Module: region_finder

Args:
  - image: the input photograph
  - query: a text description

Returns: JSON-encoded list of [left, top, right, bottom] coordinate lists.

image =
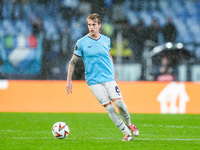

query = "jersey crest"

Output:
[[103, 42, 108, 49]]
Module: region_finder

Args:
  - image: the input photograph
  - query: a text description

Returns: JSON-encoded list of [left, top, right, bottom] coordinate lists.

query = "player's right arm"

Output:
[[66, 54, 79, 94]]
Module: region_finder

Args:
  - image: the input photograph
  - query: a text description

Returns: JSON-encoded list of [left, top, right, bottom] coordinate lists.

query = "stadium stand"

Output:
[[0, 0, 199, 80]]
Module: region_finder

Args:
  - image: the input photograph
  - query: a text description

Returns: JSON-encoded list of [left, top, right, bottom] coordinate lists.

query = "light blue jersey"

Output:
[[74, 34, 115, 86]]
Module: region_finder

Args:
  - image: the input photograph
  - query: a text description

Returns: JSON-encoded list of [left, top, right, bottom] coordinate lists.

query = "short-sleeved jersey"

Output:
[[74, 34, 115, 86]]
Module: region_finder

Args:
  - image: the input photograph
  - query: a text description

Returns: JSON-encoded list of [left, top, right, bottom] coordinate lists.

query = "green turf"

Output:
[[0, 113, 199, 150]]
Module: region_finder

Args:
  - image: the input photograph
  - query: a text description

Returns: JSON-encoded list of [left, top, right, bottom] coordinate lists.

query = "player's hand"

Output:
[[66, 80, 73, 94]]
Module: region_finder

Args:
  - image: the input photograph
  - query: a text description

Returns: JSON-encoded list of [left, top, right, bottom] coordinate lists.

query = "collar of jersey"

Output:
[[87, 34, 101, 41]]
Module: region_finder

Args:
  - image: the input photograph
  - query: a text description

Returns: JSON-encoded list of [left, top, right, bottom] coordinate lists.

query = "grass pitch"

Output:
[[0, 113, 199, 150]]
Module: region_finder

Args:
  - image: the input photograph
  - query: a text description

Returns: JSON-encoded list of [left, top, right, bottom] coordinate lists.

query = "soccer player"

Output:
[[66, 13, 139, 141]]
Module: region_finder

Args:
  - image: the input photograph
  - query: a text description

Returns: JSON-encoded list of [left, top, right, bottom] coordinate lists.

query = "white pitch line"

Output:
[[142, 124, 200, 129], [1, 125, 199, 133], [9, 137, 200, 141], [135, 138, 200, 141], [0, 130, 48, 133], [12, 137, 52, 140], [11, 137, 117, 140]]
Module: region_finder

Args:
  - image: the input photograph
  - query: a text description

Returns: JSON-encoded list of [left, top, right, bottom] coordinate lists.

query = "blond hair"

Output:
[[86, 13, 102, 25]]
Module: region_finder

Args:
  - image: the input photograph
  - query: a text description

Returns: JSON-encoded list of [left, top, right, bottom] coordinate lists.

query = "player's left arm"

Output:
[[109, 52, 118, 82]]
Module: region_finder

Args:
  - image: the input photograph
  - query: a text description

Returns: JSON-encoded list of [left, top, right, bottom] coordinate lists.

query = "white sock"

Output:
[[114, 99, 132, 126], [105, 104, 131, 135]]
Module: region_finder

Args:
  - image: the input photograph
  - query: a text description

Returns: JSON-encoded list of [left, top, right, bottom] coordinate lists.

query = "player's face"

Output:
[[87, 19, 101, 37]]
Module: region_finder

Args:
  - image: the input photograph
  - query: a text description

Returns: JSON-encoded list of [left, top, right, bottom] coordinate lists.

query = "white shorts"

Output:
[[89, 81, 122, 105]]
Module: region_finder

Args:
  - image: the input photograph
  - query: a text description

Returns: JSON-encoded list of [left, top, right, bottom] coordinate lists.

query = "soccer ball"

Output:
[[52, 122, 70, 139]]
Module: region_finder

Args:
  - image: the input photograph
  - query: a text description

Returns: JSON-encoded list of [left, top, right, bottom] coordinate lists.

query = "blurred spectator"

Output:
[[147, 18, 160, 45], [89, 0, 104, 16], [117, 19, 134, 61], [32, 17, 45, 36], [58, 23, 72, 62], [121, 19, 133, 41], [155, 56, 174, 81], [147, 0, 159, 11], [103, 0, 114, 19], [60, 0, 79, 22], [0, 0, 4, 20], [40, 37, 53, 80], [11, 0, 27, 20], [162, 17, 177, 43], [31, 17, 48, 79], [132, 18, 148, 63], [69, 10, 86, 46], [11, 0, 18, 20], [37, 0, 50, 3], [0, 58, 3, 66], [132, 0, 144, 11], [0, 57, 5, 79]]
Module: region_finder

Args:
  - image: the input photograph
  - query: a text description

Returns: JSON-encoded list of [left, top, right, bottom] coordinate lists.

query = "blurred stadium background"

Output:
[[0, 0, 200, 81]]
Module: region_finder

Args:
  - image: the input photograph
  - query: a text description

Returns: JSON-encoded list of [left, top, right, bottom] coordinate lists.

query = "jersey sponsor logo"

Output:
[[88, 45, 92, 48], [103, 43, 108, 49]]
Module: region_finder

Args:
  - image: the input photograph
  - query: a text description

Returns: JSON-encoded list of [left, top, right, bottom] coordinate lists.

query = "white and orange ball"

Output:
[[52, 122, 70, 139]]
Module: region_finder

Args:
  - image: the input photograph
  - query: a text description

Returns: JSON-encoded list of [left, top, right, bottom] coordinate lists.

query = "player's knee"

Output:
[[112, 98, 121, 101], [114, 99, 123, 108], [103, 102, 112, 108], [105, 103, 115, 112]]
